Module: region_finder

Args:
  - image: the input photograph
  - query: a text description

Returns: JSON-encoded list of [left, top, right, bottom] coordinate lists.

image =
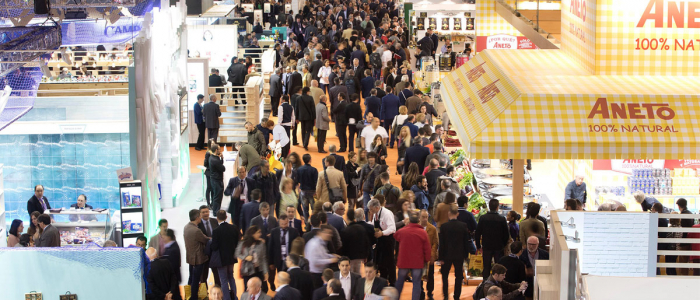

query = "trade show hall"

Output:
[[2, 1, 700, 300]]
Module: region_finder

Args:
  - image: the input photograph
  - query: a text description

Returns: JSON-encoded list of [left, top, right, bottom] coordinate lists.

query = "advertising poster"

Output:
[[453, 18, 462, 30], [187, 61, 205, 110], [428, 18, 437, 29], [442, 18, 450, 31], [187, 25, 238, 66], [254, 9, 263, 25], [476, 35, 538, 50], [264, 3, 270, 13], [416, 18, 425, 30]]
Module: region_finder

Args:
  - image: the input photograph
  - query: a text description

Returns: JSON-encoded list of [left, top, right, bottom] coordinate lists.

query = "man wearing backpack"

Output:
[[474, 264, 527, 300], [375, 172, 401, 213]]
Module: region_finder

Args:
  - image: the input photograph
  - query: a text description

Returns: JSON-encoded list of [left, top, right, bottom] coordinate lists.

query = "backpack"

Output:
[[473, 279, 495, 300], [376, 184, 400, 211], [370, 52, 382, 69]]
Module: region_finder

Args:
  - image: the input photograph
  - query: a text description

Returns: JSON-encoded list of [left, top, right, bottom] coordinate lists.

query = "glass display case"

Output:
[[46, 210, 112, 247]]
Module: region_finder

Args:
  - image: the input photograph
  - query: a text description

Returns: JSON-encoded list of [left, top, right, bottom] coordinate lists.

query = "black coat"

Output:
[[312, 285, 328, 300], [287, 72, 303, 96], [197, 218, 219, 237], [202, 101, 221, 129], [274, 285, 303, 300], [298, 95, 317, 121], [333, 101, 349, 127], [353, 277, 387, 300], [363, 96, 381, 119], [208, 155, 226, 181], [403, 145, 430, 173], [340, 222, 374, 260], [239, 201, 261, 233], [498, 255, 527, 284], [345, 102, 362, 125], [475, 211, 510, 251], [27, 195, 51, 217], [227, 62, 248, 85], [439, 219, 471, 261], [147, 258, 182, 300], [209, 74, 224, 87], [267, 227, 300, 269], [211, 222, 240, 266], [321, 296, 345, 300], [246, 172, 281, 208], [288, 267, 316, 299], [162, 241, 182, 283], [309, 60, 324, 81]]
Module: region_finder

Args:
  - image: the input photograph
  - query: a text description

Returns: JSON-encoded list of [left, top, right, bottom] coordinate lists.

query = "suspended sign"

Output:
[[61, 18, 145, 46], [475, 34, 538, 51]]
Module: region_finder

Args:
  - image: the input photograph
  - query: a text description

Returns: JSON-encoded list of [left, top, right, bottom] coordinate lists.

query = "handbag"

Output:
[[24, 291, 42, 300], [325, 169, 344, 203], [59, 292, 77, 300]]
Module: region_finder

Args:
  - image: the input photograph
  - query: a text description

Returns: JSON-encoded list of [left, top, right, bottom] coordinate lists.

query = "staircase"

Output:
[[495, 0, 561, 49]]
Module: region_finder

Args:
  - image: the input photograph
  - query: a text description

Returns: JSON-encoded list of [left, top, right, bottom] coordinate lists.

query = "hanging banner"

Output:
[[61, 18, 145, 46], [476, 35, 538, 51]]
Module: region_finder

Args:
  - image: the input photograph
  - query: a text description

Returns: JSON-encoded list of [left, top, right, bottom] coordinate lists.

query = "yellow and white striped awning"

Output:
[[442, 50, 700, 159]]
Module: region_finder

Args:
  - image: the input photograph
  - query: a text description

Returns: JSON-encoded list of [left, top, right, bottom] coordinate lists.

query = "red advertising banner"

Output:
[[476, 35, 538, 52], [593, 160, 700, 174]]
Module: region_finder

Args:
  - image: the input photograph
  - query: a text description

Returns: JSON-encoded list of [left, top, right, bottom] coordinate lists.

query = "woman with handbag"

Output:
[[235, 226, 269, 293], [395, 125, 411, 175]]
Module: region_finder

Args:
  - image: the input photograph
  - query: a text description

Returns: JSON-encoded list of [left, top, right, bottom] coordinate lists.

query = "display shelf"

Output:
[[52, 221, 111, 227], [46, 210, 112, 247]]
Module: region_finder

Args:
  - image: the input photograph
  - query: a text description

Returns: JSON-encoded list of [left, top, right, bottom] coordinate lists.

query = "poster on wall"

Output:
[[453, 18, 462, 30], [416, 18, 425, 30], [428, 18, 437, 29], [187, 61, 206, 110], [187, 25, 238, 66], [254, 9, 263, 25], [442, 18, 450, 30], [420, 12, 427, 18], [264, 3, 270, 13], [242, 4, 254, 12]]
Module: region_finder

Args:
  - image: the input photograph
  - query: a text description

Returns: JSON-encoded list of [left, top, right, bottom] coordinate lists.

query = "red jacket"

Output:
[[394, 223, 431, 269]]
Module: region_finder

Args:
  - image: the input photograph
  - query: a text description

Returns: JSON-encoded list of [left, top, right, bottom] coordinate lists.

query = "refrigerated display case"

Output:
[[46, 210, 112, 246]]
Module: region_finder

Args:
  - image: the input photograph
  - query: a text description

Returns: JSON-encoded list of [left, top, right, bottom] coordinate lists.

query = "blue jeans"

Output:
[[363, 191, 372, 218], [217, 265, 237, 300], [396, 268, 423, 300], [188, 263, 205, 300]]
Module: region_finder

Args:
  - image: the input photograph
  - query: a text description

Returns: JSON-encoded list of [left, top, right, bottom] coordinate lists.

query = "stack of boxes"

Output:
[[671, 168, 700, 196], [628, 168, 672, 196]]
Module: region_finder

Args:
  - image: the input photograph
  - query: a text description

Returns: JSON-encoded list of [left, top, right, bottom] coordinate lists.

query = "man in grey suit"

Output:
[[270, 68, 283, 117], [315, 95, 331, 153], [202, 94, 222, 144], [241, 277, 272, 300], [250, 202, 279, 239], [36, 214, 60, 247]]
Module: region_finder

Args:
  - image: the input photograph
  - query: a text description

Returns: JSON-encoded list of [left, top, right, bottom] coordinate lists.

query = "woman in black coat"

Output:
[[344, 152, 361, 210]]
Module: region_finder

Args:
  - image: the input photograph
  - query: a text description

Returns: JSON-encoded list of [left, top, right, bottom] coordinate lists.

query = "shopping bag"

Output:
[[468, 253, 484, 277], [183, 283, 208, 300]]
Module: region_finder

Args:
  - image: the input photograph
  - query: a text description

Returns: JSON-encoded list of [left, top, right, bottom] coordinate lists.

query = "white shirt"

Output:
[[273, 124, 290, 147], [368, 207, 396, 236], [360, 126, 389, 151], [318, 66, 332, 84], [381, 50, 392, 68], [339, 272, 352, 300], [305, 236, 335, 273]]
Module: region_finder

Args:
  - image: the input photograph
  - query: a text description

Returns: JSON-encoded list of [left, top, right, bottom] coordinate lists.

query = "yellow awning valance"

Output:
[[442, 50, 700, 160]]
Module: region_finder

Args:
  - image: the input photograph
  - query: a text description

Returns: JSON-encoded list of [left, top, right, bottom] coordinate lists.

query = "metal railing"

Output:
[[656, 213, 700, 274], [501, 0, 561, 44]]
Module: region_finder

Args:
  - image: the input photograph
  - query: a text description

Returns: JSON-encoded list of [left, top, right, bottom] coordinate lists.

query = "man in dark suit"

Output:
[[403, 137, 430, 173], [475, 199, 510, 280], [290, 87, 302, 146], [328, 78, 348, 122], [346, 94, 363, 153], [360, 70, 374, 99], [251, 202, 279, 239], [202, 94, 221, 143], [161, 229, 182, 284], [298, 87, 317, 150], [327, 145, 346, 172], [227, 57, 248, 104], [211, 210, 240, 300], [27, 184, 50, 218], [321, 279, 346, 300], [364, 89, 381, 120], [379, 86, 400, 148], [285, 254, 316, 299], [240, 189, 263, 233], [268, 215, 300, 291], [224, 166, 248, 228], [284, 205, 303, 232], [146, 248, 182, 300], [520, 236, 550, 297], [69, 194, 97, 222], [274, 271, 303, 300], [332, 93, 349, 152], [208, 144, 226, 213], [438, 206, 471, 300], [498, 241, 527, 285], [334, 257, 361, 300], [209, 67, 224, 96], [340, 209, 374, 274], [194, 94, 206, 150], [197, 205, 220, 288], [352, 262, 387, 300], [429, 28, 439, 56], [312, 269, 334, 300], [287, 70, 303, 103], [270, 68, 283, 117], [350, 45, 366, 67], [36, 214, 60, 247], [309, 54, 324, 82]]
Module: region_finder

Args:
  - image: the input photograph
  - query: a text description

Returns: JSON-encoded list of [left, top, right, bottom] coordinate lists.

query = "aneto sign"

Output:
[[593, 160, 666, 174], [475, 35, 538, 51]]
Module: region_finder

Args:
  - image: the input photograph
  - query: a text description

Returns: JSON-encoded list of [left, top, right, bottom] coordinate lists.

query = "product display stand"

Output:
[[119, 180, 144, 247]]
